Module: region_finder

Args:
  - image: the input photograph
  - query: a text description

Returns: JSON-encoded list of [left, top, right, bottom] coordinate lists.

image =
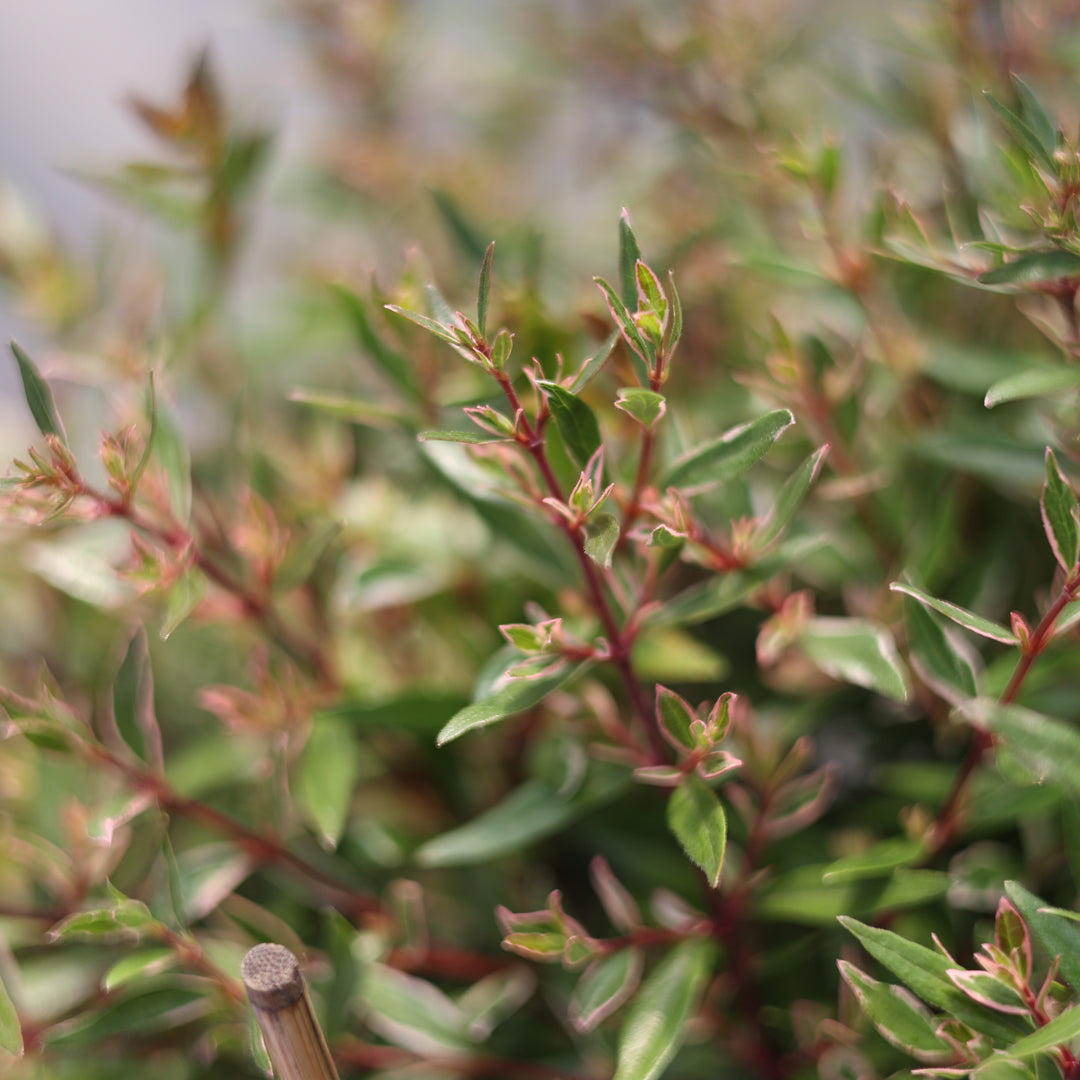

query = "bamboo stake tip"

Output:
[[241, 942, 305, 1010]]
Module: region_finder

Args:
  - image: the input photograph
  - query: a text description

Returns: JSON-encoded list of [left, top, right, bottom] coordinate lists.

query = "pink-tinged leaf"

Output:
[[650, 889, 707, 933], [890, 582, 1018, 644], [633, 765, 684, 787], [838, 960, 954, 1062], [697, 750, 742, 781], [1042, 448, 1080, 572], [502, 932, 566, 962], [994, 899, 1032, 983], [590, 856, 642, 933], [570, 948, 644, 1032], [655, 686, 696, 751], [947, 969, 1029, 1015]]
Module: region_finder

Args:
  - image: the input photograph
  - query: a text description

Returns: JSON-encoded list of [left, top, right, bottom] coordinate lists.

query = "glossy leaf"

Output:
[[436, 659, 584, 746], [838, 961, 952, 1061], [838, 918, 1024, 1042], [537, 381, 602, 467], [295, 714, 361, 849], [800, 617, 910, 702], [661, 409, 794, 492], [667, 774, 727, 886], [978, 250, 1080, 286], [11, 340, 65, 442], [570, 948, 643, 1032], [984, 366, 1080, 408], [890, 582, 1017, 644], [612, 939, 716, 1080], [1041, 448, 1079, 571]]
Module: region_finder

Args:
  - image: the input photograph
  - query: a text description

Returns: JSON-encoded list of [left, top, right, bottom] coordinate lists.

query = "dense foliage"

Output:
[[5, 3, 1080, 1078]]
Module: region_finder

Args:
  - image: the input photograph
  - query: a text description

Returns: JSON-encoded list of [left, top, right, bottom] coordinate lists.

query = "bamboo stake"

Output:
[[241, 943, 341, 1080]]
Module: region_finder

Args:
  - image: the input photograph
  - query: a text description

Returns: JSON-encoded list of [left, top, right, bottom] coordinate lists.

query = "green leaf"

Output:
[[665, 270, 682, 356], [289, 388, 402, 429], [666, 774, 727, 887], [0, 968, 22, 1056], [102, 949, 176, 992], [160, 567, 207, 640], [418, 429, 505, 445], [1012, 77, 1058, 161], [612, 939, 716, 1080], [385, 304, 462, 346], [619, 208, 643, 312], [1042, 448, 1079, 571], [1005, 881, 1080, 996], [984, 89, 1058, 176], [11, 340, 65, 441], [615, 388, 666, 430], [756, 868, 947, 925], [594, 276, 653, 382], [984, 366, 1080, 408], [838, 961, 953, 1061], [838, 917, 1024, 1042], [661, 409, 794, 492], [636, 261, 667, 325], [800, 617, 910, 702], [415, 764, 628, 867], [571, 330, 620, 392], [357, 963, 473, 1054], [1005, 1006, 1080, 1059], [890, 582, 1017, 644], [583, 512, 619, 569], [823, 838, 925, 883], [436, 659, 584, 746], [963, 699, 1080, 800], [151, 402, 192, 522], [754, 444, 829, 549], [654, 536, 824, 627], [570, 949, 643, 1033], [536, 381, 602, 467], [474, 241, 496, 339], [978, 250, 1080, 286], [295, 714, 361, 849], [904, 597, 979, 705], [330, 282, 420, 401]]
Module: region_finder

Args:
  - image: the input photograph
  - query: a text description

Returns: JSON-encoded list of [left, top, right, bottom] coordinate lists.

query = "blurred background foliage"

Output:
[[4, 1, 1080, 1078]]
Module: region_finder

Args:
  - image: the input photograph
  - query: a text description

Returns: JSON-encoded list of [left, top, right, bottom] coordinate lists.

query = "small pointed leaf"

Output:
[[11, 341, 66, 442], [667, 774, 727, 886], [1041, 448, 1079, 571], [570, 949, 643, 1032]]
